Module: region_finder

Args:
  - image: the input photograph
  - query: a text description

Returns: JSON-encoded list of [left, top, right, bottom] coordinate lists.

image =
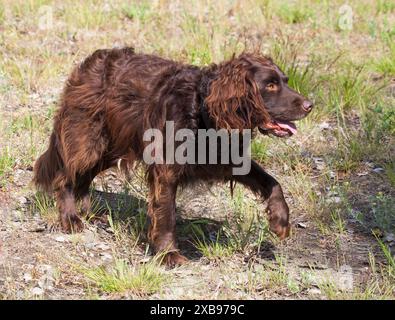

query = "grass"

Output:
[[31, 191, 58, 224], [82, 258, 165, 295], [242, 254, 301, 295], [276, 2, 313, 25], [0, 146, 14, 179], [376, 0, 395, 14], [375, 236, 395, 280], [369, 193, 395, 235], [384, 161, 395, 187], [122, 1, 152, 23], [103, 193, 147, 242], [331, 208, 347, 234], [194, 234, 235, 261], [350, 193, 395, 236], [226, 187, 270, 252], [191, 185, 270, 260], [264, 255, 300, 294], [374, 43, 395, 76], [317, 248, 395, 300], [251, 138, 269, 163]]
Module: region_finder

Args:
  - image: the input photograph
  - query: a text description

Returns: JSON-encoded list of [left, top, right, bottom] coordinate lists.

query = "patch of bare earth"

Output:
[[0, 165, 389, 299]]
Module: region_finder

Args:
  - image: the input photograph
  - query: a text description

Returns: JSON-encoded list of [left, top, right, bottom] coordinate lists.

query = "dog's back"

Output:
[[34, 47, 182, 194]]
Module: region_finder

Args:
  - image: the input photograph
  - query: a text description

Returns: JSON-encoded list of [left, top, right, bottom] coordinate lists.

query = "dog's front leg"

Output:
[[147, 174, 188, 267], [233, 160, 291, 239]]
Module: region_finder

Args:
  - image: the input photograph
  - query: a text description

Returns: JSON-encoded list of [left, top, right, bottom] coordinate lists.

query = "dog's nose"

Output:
[[302, 100, 313, 112]]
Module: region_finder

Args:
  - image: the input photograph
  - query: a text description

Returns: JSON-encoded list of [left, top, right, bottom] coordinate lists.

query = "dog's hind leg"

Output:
[[74, 162, 110, 216], [54, 172, 84, 233], [54, 110, 108, 231], [55, 162, 108, 232]]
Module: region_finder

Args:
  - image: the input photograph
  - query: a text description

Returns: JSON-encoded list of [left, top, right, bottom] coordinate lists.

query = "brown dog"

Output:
[[33, 48, 313, 266]]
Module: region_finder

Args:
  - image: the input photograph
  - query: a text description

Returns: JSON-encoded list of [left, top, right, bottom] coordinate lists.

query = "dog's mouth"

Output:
[[258, 120, 297, 137]]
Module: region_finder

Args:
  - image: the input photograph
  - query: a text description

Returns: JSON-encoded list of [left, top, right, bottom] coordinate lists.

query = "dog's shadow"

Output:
[[88, 190, 276, 261]]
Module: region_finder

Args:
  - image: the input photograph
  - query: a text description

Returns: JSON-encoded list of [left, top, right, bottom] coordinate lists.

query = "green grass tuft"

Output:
[[82, 258, 165, 295], [0, 146, 15, 178]]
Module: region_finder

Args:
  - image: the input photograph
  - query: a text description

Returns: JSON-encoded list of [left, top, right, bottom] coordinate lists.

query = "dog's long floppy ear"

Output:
[[205, 56, 271, 130]]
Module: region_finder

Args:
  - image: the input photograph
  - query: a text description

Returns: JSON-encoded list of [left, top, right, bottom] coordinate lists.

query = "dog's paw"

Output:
[[162, 252, 189, 268], [269, 222, 291, 240], [61, 214, 84, 233], [266, 200, 290, 240]]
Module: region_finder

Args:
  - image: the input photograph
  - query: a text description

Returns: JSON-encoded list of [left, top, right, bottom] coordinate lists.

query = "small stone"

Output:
[[337, 265, 354, 291], [318, 122, 330, 130], [96, 243, 110, 251], [170, 287, 185, 296], [82, 230, 97, 245], [23, 273, 33, 282], [365, 161, 374, 168], [333, 196, 341, 203], [100, 252, 113, 262], [38, 275, 54, 290], [11, 210, 23, 222], [85, 243, 96, 249], [18, 196, 27, 205], [313, 157, 325, 171], [307, 288, 322, 295], [300, 150, 312, 158], [29, 225, 47, 232], [384, 233, 395, 243], [31, 287, 44, 295], [326, 196, 342, 204], [55, 236, 66, 243], [139, 257, 151, 263], [39, 264, 53, 273], [296, 222, 307, 229]]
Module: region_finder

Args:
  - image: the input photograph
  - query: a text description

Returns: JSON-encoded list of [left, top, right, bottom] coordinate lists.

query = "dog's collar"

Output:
[[199, 73, 214, 130]]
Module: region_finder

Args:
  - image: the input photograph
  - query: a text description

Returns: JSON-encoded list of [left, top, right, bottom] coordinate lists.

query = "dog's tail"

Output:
[[33, 132, 62, 193]]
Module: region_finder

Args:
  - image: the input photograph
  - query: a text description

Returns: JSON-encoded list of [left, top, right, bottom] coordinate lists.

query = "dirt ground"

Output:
[[0, 164, 391, 299]]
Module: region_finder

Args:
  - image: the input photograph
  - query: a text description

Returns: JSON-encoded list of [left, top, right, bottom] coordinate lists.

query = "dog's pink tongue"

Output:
[[276, 121, 297, 135]]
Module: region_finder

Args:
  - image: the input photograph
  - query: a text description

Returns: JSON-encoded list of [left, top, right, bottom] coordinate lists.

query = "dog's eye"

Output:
[[266, 83, 278, 91]]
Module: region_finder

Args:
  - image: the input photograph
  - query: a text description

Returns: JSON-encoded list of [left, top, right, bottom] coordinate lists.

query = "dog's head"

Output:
[[205, 53, 313, 136]]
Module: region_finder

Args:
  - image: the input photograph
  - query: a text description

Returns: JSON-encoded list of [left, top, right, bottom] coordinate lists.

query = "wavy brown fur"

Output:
[[205, 53, 272, 130], [34, 48, 304, 266]]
